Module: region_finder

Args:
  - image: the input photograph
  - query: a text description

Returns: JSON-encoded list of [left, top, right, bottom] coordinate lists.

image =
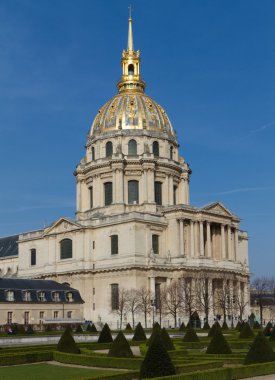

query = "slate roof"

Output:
[[0, 235, 18, 258], [0, 278, 84, 304]]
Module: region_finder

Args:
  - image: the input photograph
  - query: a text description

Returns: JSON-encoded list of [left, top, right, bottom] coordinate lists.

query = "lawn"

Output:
[[0, 362, 123, 380]]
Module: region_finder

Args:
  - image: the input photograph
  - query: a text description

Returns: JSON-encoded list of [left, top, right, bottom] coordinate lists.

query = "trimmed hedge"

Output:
[[179, 322, 186, 332], [202, 321, 210, 330], [98, 323, 113, 343], [182, 327, 199, 342], [206, 329, 232, 354], [108, 331, 133, 358], [239, 322, 254, 339], [0, 351, 53, 366], [57, 327, 80, 354], [245, 331, 275, 364], [161, 327, 175, 351], [208, 321, 221, 337], [87, 323, 97, 332], [132, 322, 147, 341], [125, 323, 132, 331]]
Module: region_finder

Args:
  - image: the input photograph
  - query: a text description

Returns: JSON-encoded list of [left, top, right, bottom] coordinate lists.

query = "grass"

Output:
[[0, 363, 123, 380]]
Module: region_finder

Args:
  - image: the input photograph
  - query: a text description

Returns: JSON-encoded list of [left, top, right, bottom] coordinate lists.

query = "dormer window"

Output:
[[6, 290, 14, 301], [66, 292, 73, 302], [22, 291, 31, 302], [53, 292, 60, 302], [38, 291, 46, 302]]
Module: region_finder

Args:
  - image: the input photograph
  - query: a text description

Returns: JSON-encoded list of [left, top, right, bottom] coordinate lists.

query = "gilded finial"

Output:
[[127, 5, 134, 51]]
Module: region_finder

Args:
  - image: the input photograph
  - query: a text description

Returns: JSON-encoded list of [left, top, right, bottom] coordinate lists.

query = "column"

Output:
[[190, 220, 195, 257], [76, 180, 81, 212], [206, 222, 211, 258], [143, 169, 148, 202], [227, 226, 232, 260], [208, 279, 213, 321], [168, 175, 174, 205], [147, 169, 154, 202], [112, 170, 116, 203], [179, 219, 184, 257], [234, 229, 238, 262], [150, 277, 155, 296], [199, 221, 204, 256], [221, 224, 226, 260]]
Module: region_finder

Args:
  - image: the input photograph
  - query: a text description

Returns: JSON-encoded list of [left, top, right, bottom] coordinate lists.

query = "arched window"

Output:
[[170, 146, 173, 160], [128, 64, 134, 75], [128, 180, 139, 204], [91, 147, 95, 161], [60, 239, 72, 260], [104, 182, 113, 205], [128, 139, 137, 156], [106, 141, 113, 157], [154, 181, 162, 205], [153, 141, 159, 157]]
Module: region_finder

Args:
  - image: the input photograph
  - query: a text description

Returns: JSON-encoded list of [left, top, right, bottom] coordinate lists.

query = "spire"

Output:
[[127, 6, 134, 51]]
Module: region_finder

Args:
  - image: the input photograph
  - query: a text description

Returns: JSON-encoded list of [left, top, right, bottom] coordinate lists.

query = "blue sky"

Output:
[[0, 0, 274, 278]]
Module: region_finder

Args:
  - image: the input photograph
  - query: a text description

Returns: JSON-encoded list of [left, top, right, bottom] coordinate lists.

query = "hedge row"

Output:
[[53, 351, 143, 369], [0, 351, 53, 366], [176, 360, 222, 374]]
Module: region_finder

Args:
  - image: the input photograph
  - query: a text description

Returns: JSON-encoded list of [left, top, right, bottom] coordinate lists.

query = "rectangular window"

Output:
[[39, 311, 44, 319], [173, 186, 177, 205], [67, 311, 72, 319], [24, 311, 29, 325], [54, 311, 59, 319], [23, 291, 31, 301], [89, 187, 93, 208], [111, 235, 118, 255], [154, 182, 162, 205], [6, 291, 14, 301], [152, 234, 159, 254], [53, 292, 60, 302], [7, 312, 12, 324], [31, 248, 36, 266], [111, 284, 119, 310], [104, 182, 113, 206], [66, 292, 73, 302], [93, 303, 95, 310], [92, 241, 95, 249], [38, 292, 46, 302], [93, 288, 95, 295], [128, 180, 139, 204]]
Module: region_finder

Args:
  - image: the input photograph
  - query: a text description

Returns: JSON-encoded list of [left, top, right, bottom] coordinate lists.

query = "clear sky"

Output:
[[0, 0, 274, 278]]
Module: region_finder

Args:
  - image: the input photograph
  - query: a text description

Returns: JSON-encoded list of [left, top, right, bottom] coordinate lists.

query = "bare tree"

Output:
[[137, 288, 151, 328], [155, 285, 167, 327], [234, 288, 248, 322], [183, 277, 197, 320], [114, 288, 129, 330], [251, 277, 271, 326], [164, 280, 183, 328], [195, 273, 213, 323], [126, 289, 140, 328], [215, 280, 233, 324]]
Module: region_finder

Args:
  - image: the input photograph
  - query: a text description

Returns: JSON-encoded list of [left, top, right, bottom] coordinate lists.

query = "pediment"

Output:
[[44, 218, 82, 235], [202, 202, 233, 217]]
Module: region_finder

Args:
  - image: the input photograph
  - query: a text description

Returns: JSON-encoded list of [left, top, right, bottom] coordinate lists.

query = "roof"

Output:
[[0, 235, 18, 258], [0, 278, 84, 304]]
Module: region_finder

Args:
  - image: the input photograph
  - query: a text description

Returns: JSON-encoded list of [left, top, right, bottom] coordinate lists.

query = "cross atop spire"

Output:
[[127, 5, 134, 51]]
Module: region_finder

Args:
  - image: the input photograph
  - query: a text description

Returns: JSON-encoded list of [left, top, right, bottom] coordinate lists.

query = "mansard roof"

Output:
[[0, 235, 18, 258], [0, 278, 84, 303]]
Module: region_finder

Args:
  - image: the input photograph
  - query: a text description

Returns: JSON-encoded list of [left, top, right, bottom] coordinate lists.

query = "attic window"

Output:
[[6, 290, 14, 302], [53, 292, 60, 302], [38, 291, 46, 302], [66, 292, 74, 302]]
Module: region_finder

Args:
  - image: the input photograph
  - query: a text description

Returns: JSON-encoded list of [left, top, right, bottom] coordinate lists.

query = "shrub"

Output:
[[147, 323, 161, 346], [57, 328, 80, 354], [98, 323, 113, 343], [161, 327, 175, 351], [45, 324, 52, 332], [26, 325, 35, 335], [239, 321, 245, 332], [269, 326, 275, 342], [75, 325, 83, 333], [222, 321, 229, 330], [235, 321, 242, 331], [179, 322, 186, 331], [253, 321, 261, 330], [190, 311, 201, 329], [264, 322, 273, 336], [202, 321, 210, 330], [208, 321, 221, 337], [108, 331, 133, 358], [125, 323, 132, 331], [132, 322, 147, 341], [182, 327, 199, 342], [186, 320, 191, 329], [139, 331, 176, 379], [206, 328, 232, 354], [87, 323, 97, 333], [239, 322, 254, 339], [245, 331, 275, 364]]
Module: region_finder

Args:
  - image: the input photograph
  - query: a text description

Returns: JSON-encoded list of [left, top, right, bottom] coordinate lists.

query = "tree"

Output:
[[155, 285, 167, 327], [126, 289, 140, 329], [137, 288, 151, 328], [182, 277, 197, 321], [235, 287, 249, 322], [165, 280, 183, 328], [195, 273, 213, 323], [251, 277, 271, 326], [114, 288, 129, 330], [215, 281, 231, 324]]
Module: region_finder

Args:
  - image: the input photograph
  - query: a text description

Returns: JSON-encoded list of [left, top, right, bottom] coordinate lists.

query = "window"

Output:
[[24, 311, 29, 325], [154, 182, 162, 205], [155, 283, 161, 309], [152, 234, 159, 254], [23, 291, 31, 302], [53, 292, 60, 302], [128, 139, 137, 155], [104, 182, 113, 205], [38, 291, 46, 302], [60, 239, 72, 260], [93, 288, 95, 295], [170, 146, 173, 160], [106, 141, 113, 157], [66, 292, 73, 302], [67, 311, 72, 319], [92, 241, 95, 249], [111, 235, 118, 255], [111, 284, 119, 310], [91, 147, 95, 161], [128, 180, 139, 204], [128, 64, 134, 75], [39, 311, 44, 319], [7, 312, 12, 324], [6, 291, 14, 302], [173, 186, 177, 205], [89, 187, 93, 208], [153, 141, 159, 157], [93, 303, 95, 310], [54, 311, 59, 319], [30, 248, 36, 266]]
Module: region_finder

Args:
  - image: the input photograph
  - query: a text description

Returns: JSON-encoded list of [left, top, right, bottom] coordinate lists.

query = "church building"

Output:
[[0, 15, 250, 328]]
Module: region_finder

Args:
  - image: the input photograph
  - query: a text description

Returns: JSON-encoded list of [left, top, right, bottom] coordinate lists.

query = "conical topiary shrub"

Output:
[[87, 323, 97, 333], [264, 322, 273, 336], [153, 321, 161, 329], [208, 321, 221, 337], [186, 320, 191, 329], [222, 321, 229, 330], [57, 327, 80, 354], [269, 326, 275, 342], [108, 331, 133, 358], [139, 331, 176, 379], [202, 321, 210, 330], [161, 327, 175, 351], [125, 323, 132, 331], [75, 325, 83, 333], [147, 322, 162, 346], [238, 321, 245, 332], [239, 322, 254, 339], [190, 311, 201, 329], [183, 327, 199, 342], [98, 323, 113, 343], [206, 328, 232, 354], [253, 321, 261, 330], [179, 322, 186, 332], [245, 331, 275, 364], [26, 325, 34, 335], [235, 321, 241, 331], [132, 322, 147, 341]]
